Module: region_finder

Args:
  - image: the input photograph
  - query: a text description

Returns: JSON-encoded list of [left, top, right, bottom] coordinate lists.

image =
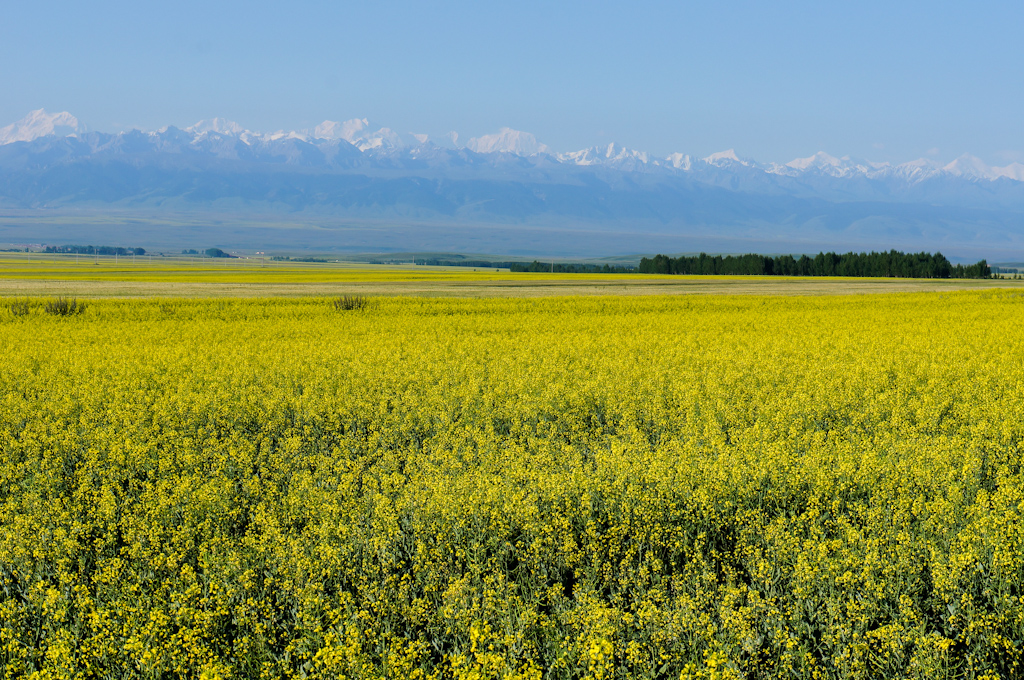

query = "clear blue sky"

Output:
[[2, 0, 1022, 164]]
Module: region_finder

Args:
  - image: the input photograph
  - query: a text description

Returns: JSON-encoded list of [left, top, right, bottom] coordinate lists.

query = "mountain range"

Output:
[[1, 109, 1022, 258]]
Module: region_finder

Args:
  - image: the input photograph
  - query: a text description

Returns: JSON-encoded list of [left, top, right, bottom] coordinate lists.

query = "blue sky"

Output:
[[2, 0, 1021, 164]]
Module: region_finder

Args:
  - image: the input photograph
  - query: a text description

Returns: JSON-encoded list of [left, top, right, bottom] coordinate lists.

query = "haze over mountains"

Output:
[[2, 109, 1023, 258]]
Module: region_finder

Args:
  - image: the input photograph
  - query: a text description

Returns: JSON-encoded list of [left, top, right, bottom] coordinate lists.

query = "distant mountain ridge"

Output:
[[1, 109, 1023, 257], [4, 109, 1021, 184]]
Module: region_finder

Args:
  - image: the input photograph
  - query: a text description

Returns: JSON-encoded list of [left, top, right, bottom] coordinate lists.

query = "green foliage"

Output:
[[43, 245, 146, 256], [42, 296, 85, 316], [333, 294, 369, 311], [639, 250, 991, 278], [7, 298, 30, 317]]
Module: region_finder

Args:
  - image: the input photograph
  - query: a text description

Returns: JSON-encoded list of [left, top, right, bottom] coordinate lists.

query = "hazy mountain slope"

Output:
[[1, 111, 1023, 256]]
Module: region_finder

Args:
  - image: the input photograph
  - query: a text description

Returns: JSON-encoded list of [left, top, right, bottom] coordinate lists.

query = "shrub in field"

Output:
[[7, 298, 30, 317], [43, 296, 85, 316], [333, 294, 369, 311]]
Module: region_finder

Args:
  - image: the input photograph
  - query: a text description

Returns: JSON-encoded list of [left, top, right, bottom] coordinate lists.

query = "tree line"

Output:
[[180, 248, 236, 258], [639, 250, 990, 278], [43, 245, 146, 256]]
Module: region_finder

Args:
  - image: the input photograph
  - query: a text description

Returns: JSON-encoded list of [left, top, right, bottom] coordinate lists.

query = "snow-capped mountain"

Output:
[[777, 152, 867, 177], [942, 154, 1024, 182], [313, 118, 365, 142], [666, 152, 691, 170], [786, 151, 845, 172], [186, 118, 246, 136], [558, 143, 649, 168], [702, 149, 756, 168], [310, 118, 429, 151], [466, 127, 549, 155], [882, 158, 944, 182], [1, 108, 1023, 259], [0, 109, 85, 144], [2, 109, 1019, 189]]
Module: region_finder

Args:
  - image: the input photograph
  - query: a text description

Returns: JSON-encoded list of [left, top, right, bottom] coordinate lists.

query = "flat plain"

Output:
[[5, 252, 1024, 678], [3, 291, 1024, 678], [1, 252, 1022, 297]]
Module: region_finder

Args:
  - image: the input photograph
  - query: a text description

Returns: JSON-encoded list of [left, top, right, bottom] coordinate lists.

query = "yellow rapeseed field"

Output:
[[1, 292, 1023, 679]]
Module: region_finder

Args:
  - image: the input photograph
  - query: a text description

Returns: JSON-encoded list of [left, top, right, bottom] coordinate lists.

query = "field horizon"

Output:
[[1, 253, 1022, 299]]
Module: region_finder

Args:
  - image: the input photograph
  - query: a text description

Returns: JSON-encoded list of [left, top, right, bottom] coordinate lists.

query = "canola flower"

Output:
[[0, 292, 1023, 679]]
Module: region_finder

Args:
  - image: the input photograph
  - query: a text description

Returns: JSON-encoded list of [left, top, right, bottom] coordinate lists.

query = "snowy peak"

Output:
[[937, 154, 1024, 182], [467, 128, 549, 155], [943, 154, 997, 180], [4, 109, 1023, 186], [602, 143, 648, 164], [352, 127, 401, 151], [666, 152, 691, 170], [312, 118, 427, 151], [261, 129, 309, 142], [313, 118, 369, 142], [776, 151, 882, 178], [702, 149, 753, 167], [186, 118, 246, 136], [557, 148, 597, 165], [557, 143, 649, 166], [786, 151, 843, 171], [0, 109, 84, 145], [886, 158, 943, 181]]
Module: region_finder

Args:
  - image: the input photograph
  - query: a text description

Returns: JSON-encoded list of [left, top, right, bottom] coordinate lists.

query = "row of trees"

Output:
[[180, 248, 236, 258], [43, 245, 146, 256], [639, 250, 991, 279]]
